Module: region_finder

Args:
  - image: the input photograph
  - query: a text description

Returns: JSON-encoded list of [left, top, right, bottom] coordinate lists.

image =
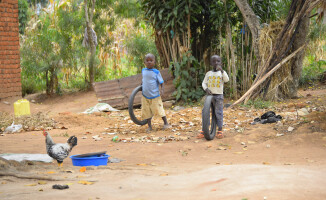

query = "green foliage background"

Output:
[[17, 0, 326, 104]]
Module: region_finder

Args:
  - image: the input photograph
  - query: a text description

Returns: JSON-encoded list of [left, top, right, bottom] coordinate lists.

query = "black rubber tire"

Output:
[[128, 85, 148, 126], [202, 95, 217, 140]]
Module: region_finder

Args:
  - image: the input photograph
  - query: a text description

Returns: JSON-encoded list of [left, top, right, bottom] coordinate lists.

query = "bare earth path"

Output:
[[0, 86, 325, 200]]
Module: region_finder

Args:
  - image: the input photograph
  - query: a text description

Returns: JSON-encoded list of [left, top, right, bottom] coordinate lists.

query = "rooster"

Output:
[[42, 130, 77, 167]]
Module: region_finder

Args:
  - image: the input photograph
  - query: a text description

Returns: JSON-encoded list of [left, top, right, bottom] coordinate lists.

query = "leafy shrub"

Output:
[[125, 24, 159, 72], [300, 58, 326, 86], [170, 52, 205, 103], [18, 0, 30, 34], [22, 77, 44, 97]]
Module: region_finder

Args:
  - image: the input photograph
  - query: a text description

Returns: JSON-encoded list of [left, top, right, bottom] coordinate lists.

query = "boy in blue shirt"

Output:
[[141, 53, 171, 132]]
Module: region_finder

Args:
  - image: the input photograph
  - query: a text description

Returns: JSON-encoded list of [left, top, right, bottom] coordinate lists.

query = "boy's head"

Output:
[[210, 55, 222, 71], [144, 53, 156, 69]]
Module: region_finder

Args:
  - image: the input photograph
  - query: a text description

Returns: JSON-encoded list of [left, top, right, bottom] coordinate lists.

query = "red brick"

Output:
[[15, 81, 21, 87]]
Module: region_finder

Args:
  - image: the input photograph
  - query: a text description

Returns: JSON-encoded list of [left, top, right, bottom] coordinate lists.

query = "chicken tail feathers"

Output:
[[67, 136, 78, 148]]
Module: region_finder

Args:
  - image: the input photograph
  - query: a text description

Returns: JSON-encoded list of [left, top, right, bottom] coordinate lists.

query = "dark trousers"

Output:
[[212, 94, 224, 129]]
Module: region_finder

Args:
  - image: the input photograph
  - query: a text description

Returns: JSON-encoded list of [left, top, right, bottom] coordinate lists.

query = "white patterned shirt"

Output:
[[202, 71, 229, 94]]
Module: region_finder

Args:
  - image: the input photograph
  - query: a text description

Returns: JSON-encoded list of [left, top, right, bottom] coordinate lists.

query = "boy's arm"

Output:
[[157, 71, 164, 96], [160, 83, 164, 96], [222, 71, 229, 83]]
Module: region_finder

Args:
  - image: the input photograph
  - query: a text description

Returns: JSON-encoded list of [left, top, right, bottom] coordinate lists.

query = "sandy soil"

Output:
[[0, 86, 326, 200]]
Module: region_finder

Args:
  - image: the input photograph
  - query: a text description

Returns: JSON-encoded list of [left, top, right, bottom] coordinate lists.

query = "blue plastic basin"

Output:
[[70, 154, 110, 166]]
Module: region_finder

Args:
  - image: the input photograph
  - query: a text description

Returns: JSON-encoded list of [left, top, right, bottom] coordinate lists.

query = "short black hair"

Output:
[[210, 55, 220, 61], [145, 53, 155, 61]]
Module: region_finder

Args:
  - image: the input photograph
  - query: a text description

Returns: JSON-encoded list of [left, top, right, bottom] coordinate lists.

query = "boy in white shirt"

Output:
[[199, 55, 229, 139]]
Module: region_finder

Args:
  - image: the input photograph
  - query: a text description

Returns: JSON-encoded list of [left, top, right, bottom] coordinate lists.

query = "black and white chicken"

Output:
[[43, 130, 77, 167]]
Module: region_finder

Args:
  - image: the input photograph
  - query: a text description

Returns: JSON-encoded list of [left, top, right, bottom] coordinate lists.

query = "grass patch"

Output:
[[241, 98, 274, 109]]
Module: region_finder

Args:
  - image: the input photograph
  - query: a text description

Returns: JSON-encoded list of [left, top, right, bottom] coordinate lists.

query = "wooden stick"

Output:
[[0, 171, 69, 181], [228, 44, 306, 108]]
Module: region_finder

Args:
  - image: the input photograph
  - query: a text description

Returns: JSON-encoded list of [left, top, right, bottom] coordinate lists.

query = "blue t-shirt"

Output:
[[142, 68, 164, 99]]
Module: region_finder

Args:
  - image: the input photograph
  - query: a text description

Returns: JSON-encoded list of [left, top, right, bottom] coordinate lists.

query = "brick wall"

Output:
[[0, 0, 22, 100]]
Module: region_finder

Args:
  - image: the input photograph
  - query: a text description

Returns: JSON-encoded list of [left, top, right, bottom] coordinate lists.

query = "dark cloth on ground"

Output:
[[251, 111, 282, 125]]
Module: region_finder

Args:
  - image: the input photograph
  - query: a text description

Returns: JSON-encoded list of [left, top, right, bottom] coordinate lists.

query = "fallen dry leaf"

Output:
[[39, 189, 43, 192], [38, 181, 47, 185], [78, 180, 94, 185], [80, 167, 86, 172], [25, 183, 37, 186], [262, 162, 270, 165], [284, 163, 295, 165], [46, 171, 56, 174], [160, 173, 169, 176], [217, 147, 226, 150], [1, 181, 6, 184], [137, 163, 148, 166]]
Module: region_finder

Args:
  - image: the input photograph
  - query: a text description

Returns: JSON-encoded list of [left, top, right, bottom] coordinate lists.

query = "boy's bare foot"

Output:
[[146, 128, 152, 133], [162, 124, 171, 130]]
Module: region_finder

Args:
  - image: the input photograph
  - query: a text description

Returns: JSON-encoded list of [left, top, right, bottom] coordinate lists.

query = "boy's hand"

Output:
[[160, 84, 164, 96], [205, 88, 212, 95], [217, 66, 223, 73]]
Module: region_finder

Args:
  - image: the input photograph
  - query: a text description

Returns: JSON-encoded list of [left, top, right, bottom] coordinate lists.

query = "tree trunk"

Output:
[[233, 0, 261, 55], [84, 0, 96, 90], [226, 21, 237, 98], [45, 71, 49, 95], [288, 17, 310, 98]]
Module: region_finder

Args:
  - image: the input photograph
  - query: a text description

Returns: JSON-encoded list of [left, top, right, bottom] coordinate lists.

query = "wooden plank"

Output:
[[93, 68, 175, 109], [94, 81, 120, 92]]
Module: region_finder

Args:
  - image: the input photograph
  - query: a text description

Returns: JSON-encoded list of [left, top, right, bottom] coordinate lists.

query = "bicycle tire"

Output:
[[128, 85, 148, 126], [202, 95, 217, 140]]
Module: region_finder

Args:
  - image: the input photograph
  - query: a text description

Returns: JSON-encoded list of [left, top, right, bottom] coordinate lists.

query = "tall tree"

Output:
[[84, 0, 96, 90], [233, 0, 260, 55]]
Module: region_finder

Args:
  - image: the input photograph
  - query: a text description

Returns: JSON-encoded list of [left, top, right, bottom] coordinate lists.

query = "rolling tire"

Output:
[[128, 85, 148, 126], [202, 95, 217, 140]]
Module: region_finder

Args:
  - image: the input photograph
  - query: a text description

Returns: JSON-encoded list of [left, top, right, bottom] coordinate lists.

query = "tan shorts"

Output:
[[141, 96, 166, 120]]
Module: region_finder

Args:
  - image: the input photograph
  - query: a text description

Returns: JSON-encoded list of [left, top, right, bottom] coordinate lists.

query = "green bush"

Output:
[[170, 52, 205, 103], [21, 76, 44, 97], [18, 0, 30, 34], [300, 57, 326, 86], [125, 23, 159, 72]]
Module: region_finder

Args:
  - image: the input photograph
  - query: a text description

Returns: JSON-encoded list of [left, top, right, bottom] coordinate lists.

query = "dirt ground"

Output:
[[0, 85, 326, 200]]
